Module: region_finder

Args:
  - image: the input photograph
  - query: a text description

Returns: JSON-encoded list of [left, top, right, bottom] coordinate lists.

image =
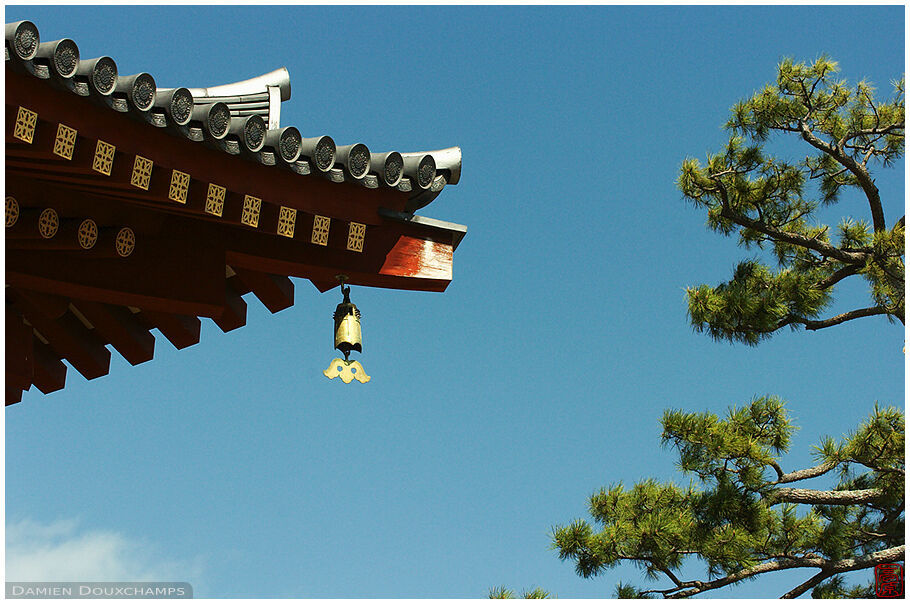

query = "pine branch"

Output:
[[814, 264, 862, 290], [840, 122, 905, 148], [786, 306, 893, 331], [769, 487, 884, 505], [827, 545, 906, 572], [772, 460, 837, 484], [782, 570, 833, 599], [716, 204, 866, 265], [796, 121, 887, 232], [665, 545, 905, 598], [658, 566, 684, 588], [639, 586, 682, 597]]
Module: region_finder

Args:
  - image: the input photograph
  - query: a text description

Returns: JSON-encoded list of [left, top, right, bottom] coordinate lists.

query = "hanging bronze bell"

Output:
[[333, 284, 362, 360], [324, 282, 370, 383]]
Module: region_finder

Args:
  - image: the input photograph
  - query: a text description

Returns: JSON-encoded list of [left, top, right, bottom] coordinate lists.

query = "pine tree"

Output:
[[550, 57, 904, 598], [678, 56, 903, 344], [551, 399, 904, 598]]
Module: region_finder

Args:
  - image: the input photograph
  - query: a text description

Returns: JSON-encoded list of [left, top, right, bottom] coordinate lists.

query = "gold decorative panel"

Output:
[[115, 227, 136, 257], [77, 219, 98, 249], [241, 195, 261, 228], [168, 170, 190, 204], [277, 206, 297, 238], [38, 208, 59, 239], [130, 155, 154, 190], [6, 196, 19, 228], [347, 222, 366, 252], [92, 140, 116, 175], [53, 123, 77, 159], [311, 215, 331, 246], [13, 107, 37, 143], [205, 183, 225, 217]]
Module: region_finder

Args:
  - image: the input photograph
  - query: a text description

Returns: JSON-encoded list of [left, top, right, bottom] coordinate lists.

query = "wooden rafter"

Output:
[[72, 300, 155, 366]]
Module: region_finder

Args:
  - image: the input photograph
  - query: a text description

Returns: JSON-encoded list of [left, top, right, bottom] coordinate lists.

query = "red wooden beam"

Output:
[[214, 213, 455, 291], [72, 299, 155, 366], [211, 287, 247, 333], [5, 173, 168, 234], [10, 289, 111, 380], [7, 149, 193, 214], [6, 304, 34, 394], [32, 338, 68, 394], [380, 235, 453, 281], [227, 250, 452, 293], [139, 310, 201, 350], [8, 170, 456, 294], [231, 267, 295, 313], [9, 287, 69, 319], [6, 238, 228, 317], [6, 387, 23, 406]]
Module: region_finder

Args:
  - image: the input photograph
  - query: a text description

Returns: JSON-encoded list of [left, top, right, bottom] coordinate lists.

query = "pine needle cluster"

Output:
[[488, 585, 553, 599]]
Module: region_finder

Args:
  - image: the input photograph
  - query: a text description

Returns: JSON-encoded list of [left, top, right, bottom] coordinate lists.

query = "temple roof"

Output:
[[5, 19, 466, 405], [4, 19, 462, 214]]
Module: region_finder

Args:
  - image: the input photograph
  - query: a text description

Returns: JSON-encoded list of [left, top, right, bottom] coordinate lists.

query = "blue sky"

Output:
[[4, 5, 905, 599]]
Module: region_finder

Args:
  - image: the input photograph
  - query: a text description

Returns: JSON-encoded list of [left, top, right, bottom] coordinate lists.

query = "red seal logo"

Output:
[[875, 563, 904, 598]]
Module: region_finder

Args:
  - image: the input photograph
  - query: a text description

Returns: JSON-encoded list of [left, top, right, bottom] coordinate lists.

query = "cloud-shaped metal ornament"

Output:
[[323, 358, 371, 384]]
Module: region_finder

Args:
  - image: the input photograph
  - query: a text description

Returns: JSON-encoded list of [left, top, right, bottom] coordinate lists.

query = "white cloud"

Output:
[[6, 517, 204, 585]]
